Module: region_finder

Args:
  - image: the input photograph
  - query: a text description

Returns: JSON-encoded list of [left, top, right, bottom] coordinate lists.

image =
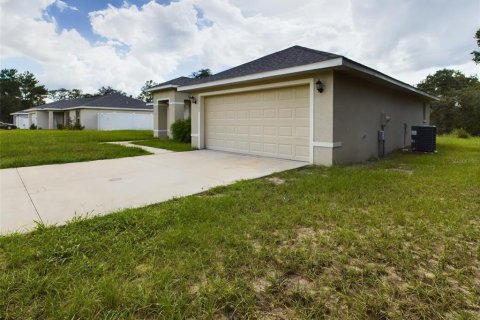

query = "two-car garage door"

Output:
[[205, 85, 310, 162]]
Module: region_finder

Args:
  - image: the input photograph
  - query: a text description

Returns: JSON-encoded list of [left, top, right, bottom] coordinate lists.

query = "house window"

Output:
[[75, 110, 80, 124], [422, 104, 427, 123]]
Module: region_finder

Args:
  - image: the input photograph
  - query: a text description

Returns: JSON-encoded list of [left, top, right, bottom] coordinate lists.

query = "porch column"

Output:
[[154, 101, 168, 138], [48, 111, 54, 129]]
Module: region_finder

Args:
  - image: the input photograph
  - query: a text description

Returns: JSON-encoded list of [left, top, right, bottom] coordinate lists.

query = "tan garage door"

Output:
[[205, 85, 310, 162]]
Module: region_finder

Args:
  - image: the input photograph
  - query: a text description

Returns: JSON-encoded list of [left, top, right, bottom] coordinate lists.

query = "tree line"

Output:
[[416, 28, 480, 136], [0, 68, 212, 122]]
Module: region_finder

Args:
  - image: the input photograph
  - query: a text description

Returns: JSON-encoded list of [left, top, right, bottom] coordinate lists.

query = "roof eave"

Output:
[[341, 58, 439, 101], [24, 106, 151, 112], [10, 111, 29, 115], [146, 84, 179, 92], [178, 58, 343, 92], [177, 57, 437, 101]]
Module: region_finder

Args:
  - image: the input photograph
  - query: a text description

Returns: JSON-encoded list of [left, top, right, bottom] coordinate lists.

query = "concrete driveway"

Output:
[[1, 150, 307, 234]]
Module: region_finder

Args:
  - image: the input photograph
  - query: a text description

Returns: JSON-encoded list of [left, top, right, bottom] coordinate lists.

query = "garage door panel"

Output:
[[278, 108, 294, 118], [263, 143, 277, 153], [278, 88, 294, 100], [262, 108, 275, 118], [295, 107, 309, 118], [278, 126, 293, 137], [263, 91, 277, 101], [205, 85, 310, 162], [295, 87, 310, 98], [278, 144, 293, 156], [296, 126, 309, 138], [296, 146, 310, 157]]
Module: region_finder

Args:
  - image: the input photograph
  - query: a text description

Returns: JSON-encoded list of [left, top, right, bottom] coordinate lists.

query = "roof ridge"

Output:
[[291, 45, 341, 58]]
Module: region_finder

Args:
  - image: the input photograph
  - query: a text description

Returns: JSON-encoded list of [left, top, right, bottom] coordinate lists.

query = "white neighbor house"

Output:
[[12, 93, 153, 130]]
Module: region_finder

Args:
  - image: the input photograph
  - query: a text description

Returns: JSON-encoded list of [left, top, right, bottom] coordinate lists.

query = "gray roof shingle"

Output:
[[155, 76, 196, 87], [35, 93, 150, 110], [150, 46, 340, 90], [187, 46, 340, 85]]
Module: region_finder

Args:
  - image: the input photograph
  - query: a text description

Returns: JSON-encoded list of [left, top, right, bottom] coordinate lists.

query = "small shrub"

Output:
[[57, 123, 65, 130], [64, 119, 84, 130], [452, 128, 470, 139], [171, 118, 191, 143], [72, 121, 84, 130], [29, 123, 37, 130]]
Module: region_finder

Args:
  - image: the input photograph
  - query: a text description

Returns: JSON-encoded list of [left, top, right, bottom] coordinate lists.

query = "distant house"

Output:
[[148, 45, 437, 165], [12, 93, 153, 130], [10, 110, 29, 129]]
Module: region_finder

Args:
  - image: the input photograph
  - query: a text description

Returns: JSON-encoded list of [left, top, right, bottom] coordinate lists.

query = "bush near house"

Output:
[[452, 128, 470, 139], [171, 118, 191, 143]]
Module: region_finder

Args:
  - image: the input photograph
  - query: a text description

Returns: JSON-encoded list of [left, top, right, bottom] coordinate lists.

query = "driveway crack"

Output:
[[15, 168, 43, 223]]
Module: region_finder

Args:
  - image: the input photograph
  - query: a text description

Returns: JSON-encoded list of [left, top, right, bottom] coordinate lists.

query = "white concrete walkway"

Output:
[[104, 141, 173, 155], [0, 150, 307, 234]]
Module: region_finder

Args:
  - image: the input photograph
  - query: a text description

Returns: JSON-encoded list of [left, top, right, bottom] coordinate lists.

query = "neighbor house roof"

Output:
[[10, 110, 29, 115], [150, 45, 436, 100], [26, 93, 151, 112]]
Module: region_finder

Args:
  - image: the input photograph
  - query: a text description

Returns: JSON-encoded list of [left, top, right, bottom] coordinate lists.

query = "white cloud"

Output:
[[54, 0, 78, 11], [0, 0, 478, 96]]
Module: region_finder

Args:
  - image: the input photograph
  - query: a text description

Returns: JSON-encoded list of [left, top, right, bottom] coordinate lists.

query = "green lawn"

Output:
[[0, 130, 190, 169], [1, 136, 479, 319], [132, 138, 195, 152]]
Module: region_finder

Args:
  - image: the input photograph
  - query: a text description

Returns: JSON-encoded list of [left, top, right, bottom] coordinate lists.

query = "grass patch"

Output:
[[0, 130, 153, 168], [1, 136, 479, 319], [131, 138, 194, 152]]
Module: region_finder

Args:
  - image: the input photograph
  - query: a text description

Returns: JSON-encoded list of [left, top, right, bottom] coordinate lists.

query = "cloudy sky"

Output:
[[1, 0, 478, 96]]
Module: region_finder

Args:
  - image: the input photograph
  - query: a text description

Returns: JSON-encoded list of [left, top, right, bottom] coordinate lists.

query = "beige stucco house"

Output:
[[14, 93, 152, 130], [149, 46, 436, 165]]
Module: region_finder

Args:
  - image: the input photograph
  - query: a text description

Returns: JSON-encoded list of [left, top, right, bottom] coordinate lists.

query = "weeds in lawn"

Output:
[[0, 136, 479, 319]]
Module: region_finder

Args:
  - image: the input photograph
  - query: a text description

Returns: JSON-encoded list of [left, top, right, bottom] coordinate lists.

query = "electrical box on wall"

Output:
[[380, 113, 391, 127], [377, 130, 385, 141]]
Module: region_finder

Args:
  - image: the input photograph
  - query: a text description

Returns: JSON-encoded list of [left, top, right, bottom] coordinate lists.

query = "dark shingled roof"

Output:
[[156, 76, 196, 87], [35, 93, 150, 110], [187, 46, 340, 86], [150, 45, 436, 100], [151, 46, 340, 90]]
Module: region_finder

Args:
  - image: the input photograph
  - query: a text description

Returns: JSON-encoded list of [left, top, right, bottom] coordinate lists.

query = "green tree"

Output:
[[96, 86, 126, 96], [472, 28, 480, 64], [190, 68, 212, 79], [137, 80, 158, 102], [0, 69, 47, 122], [417, 69, 478, 97], [49, 88, 84, 101], [0, 69, 21, 122], [418, 69, 480, 135]]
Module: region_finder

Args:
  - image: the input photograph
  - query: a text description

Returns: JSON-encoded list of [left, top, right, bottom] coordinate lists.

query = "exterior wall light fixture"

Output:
[[316, 80, 324, 93]]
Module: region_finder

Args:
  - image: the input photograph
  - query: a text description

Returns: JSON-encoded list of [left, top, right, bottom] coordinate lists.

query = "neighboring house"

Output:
[[11, 110, 29, 129], [149, 45, 437, 165], [12, 93, 153, 130]]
